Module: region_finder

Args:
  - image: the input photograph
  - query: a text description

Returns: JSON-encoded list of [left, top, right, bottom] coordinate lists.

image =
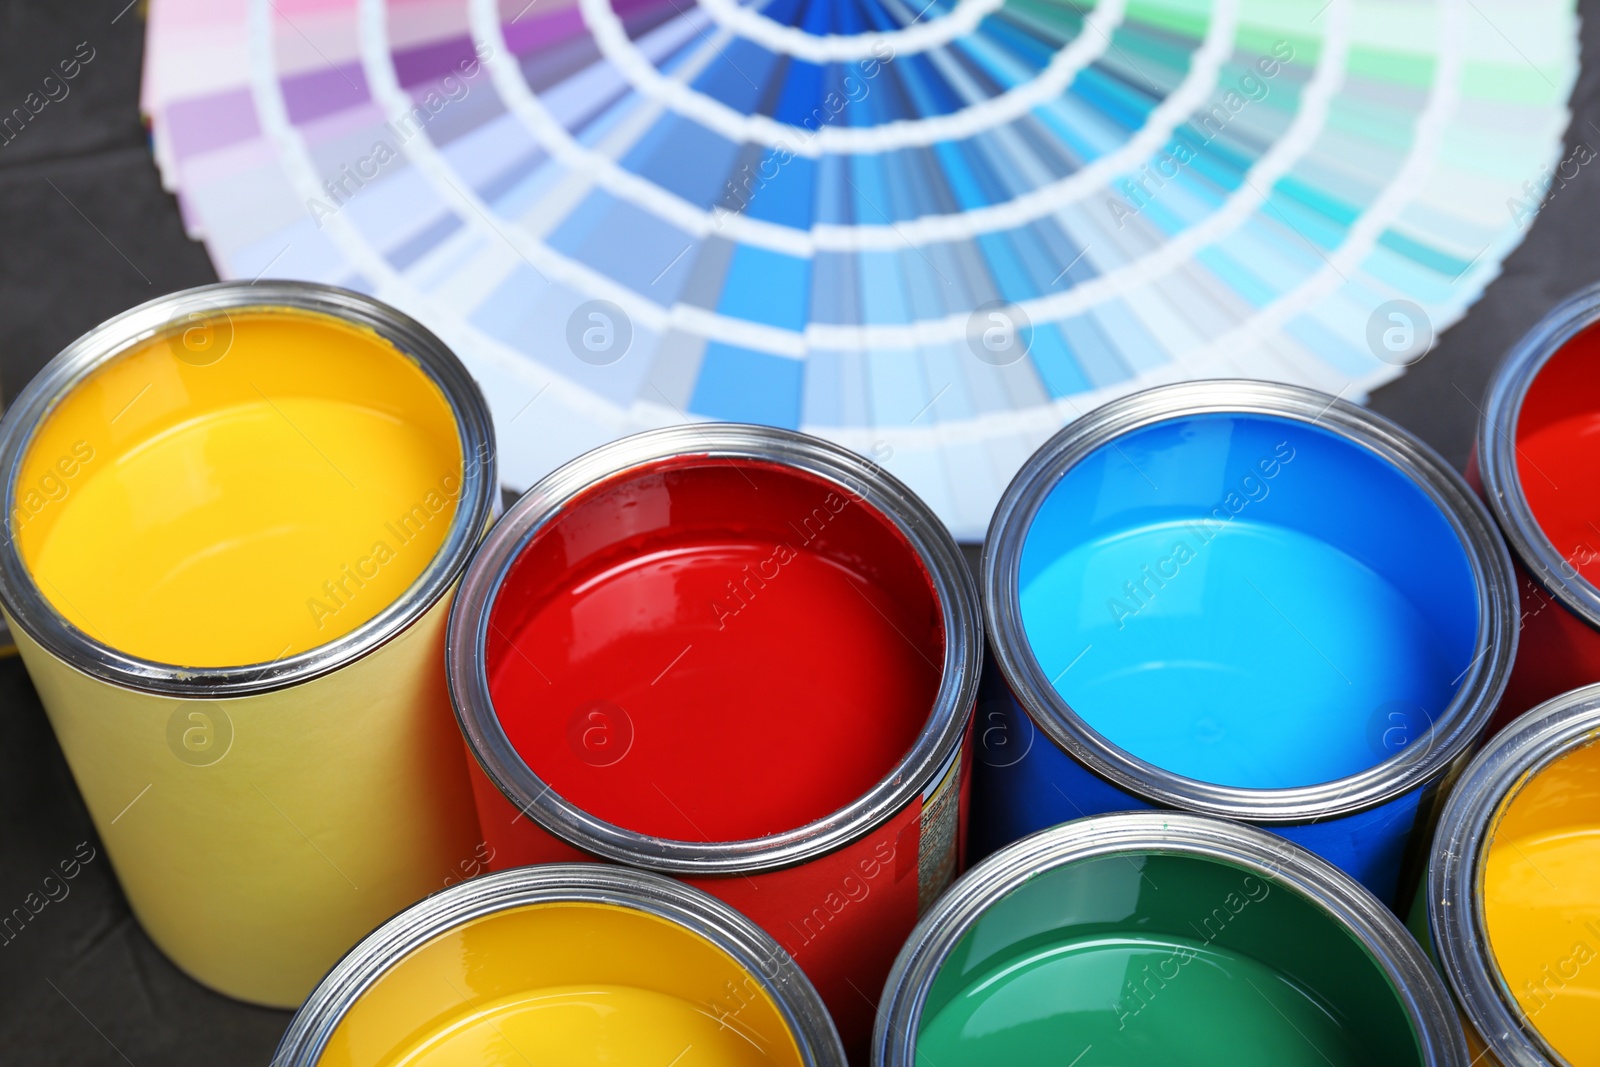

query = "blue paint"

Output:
[[1016, 412, 1477, 789], [974, 411, 1484, 905]]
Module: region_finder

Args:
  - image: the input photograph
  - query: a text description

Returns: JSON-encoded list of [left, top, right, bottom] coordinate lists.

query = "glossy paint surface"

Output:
[[1517, 322, 1600, 588], [920, 935, 1370, 1066], [316, 901, 804, 1067], [14, 309, 462, 667], [487, 459, 943, 842], [1017, 413, 1476, 788], [914, 851, 1420, 1066], [1483, 735, 1600, 1066]]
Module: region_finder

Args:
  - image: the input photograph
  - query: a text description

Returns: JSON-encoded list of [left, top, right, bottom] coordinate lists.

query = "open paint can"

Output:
[[272, 864, 847, 1066], [0, 282, 495, 1006], [448, 424, 981, 1057], [1426, 683, 1600, 1067], [977, 380, 1518, 905], [875, 812, 1468, 1067], [1477, 283, 1600, 727]]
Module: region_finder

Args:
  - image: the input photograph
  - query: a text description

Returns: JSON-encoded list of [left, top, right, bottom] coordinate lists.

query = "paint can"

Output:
[[1475, 283, 1600, 728], [447, 424, 981, 1058], [975, 380, 1518, 905], [1425, 683, 1600, 1067], [874, 811, 1468, 1067], [272, 864, 846, 1066], [0, 282, 496, 1006]]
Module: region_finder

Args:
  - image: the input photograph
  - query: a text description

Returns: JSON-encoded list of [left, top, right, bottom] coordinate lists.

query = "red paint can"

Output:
[[447, 425, 980, 1060], [1475, 284, 1600, 730]]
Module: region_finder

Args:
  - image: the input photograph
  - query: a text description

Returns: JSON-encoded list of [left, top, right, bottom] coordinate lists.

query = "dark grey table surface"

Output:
[[1, 1, 1597, 1062]]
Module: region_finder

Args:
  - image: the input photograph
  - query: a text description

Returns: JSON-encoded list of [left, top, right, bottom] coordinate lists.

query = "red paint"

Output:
[[1517, 322, 1600, 583], [484, 457, 944, 842], [1472, 326, 1600, 729]]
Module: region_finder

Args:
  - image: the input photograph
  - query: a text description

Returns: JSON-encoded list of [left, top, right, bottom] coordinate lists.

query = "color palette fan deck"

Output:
[[140, 0, 1577, 538]]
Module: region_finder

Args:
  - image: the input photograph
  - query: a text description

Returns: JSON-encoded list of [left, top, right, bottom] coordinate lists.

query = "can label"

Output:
[[917, 740, 962, 913]]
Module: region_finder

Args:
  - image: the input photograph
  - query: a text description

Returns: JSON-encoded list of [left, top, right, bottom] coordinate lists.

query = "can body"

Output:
[[976, 381, 1517, 910], [273, 865, 849, 1067], [876, 813, 1470, 1067], [1481, 530, 1600, 732], [0, 283, 497, 1006], [5, 595, 478, 1005], [448, 425, 982, 1060], [1509, 564, 1600, 719], [972, 670, 1436, 902], [1426, 685, 1600, 1067]]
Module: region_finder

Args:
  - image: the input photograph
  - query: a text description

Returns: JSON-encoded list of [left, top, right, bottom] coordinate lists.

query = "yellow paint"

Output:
[[14, 308, 462, 667], [1483, 734, 1600, 1066], [316, 902, 805, 1067]]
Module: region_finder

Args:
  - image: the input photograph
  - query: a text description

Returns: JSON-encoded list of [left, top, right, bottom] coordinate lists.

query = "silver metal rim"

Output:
[[875, 811, 1469, 1067], [270, 864, 847, 1067], [447, 423, 981, 875], [0, 281, 496, 696], [982, 379, 1518, 822], [1428, 684, 1600, 1067], [1479, 281, 1600, 631]]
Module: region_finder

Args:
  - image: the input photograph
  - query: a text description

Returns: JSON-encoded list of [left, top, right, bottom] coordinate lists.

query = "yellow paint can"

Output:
[[0, 282, 497, 1008], [1427, 683, 1600, 1066], [271, 865, 846, 1067]]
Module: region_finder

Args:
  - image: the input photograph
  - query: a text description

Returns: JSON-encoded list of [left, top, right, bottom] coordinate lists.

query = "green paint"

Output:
[[914, 853, 1422, 1066], [919, 935, 1372, 1065]]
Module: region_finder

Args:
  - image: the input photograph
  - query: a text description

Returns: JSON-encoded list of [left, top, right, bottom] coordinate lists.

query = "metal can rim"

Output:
[[446, 423, 982, 875], [270, 863, 848, 1067], [982, 378, 1518, 822], [1427, 683, 1600, 1067], [0, 281, 498, 697], [873, 811, 1470, 1067], [1479, 282, 1600, 631]]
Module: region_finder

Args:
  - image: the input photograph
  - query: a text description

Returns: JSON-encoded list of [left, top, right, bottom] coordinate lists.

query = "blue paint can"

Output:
[[974, 381, 1519, 906]]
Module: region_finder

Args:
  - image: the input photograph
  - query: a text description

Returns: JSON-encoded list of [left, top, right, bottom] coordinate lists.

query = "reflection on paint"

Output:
[[913, 852, 1422, 1066], [486, 458, 942, 841], [316, 901, 804, 1067], [1484, 735, 1600, 1066], [1018, 412, 1476, 788], [15, 309, 462, 667]]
